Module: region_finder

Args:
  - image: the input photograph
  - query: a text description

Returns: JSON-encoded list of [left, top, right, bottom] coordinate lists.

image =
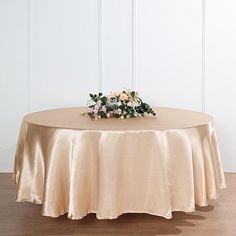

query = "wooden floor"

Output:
[[0, 173, 235, 236]]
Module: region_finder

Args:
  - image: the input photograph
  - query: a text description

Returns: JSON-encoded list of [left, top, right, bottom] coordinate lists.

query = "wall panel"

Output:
[[102, 0, 133, 93], [135, 0, 202, 110], [31, 0, 99, 111]]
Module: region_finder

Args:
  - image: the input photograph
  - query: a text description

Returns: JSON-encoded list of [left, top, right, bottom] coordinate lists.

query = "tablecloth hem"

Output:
[[14, 197, 222, 220]]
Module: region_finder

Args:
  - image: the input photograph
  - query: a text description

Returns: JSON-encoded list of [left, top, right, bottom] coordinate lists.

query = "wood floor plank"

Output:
[[0, 173, 235, 236]]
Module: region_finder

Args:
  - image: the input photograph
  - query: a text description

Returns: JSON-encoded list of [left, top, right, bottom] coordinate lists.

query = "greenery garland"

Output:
[[86, 90, 156, 120]]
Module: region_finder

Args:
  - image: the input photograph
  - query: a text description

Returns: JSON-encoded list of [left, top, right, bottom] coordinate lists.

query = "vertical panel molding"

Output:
[[132, 0, 136, 90], [202, 0, 206, 112], [98, 0, 103, 92], [27, 0, 32, 112]]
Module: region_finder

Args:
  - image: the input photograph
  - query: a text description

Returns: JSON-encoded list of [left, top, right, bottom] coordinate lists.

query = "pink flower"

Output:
[[119, 93, 128, 101], [93, 104, 100, 113], [94, 104, 100, 110]]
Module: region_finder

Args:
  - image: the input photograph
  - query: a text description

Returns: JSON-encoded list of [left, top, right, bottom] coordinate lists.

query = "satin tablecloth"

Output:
[[13, 107, 226, 219]]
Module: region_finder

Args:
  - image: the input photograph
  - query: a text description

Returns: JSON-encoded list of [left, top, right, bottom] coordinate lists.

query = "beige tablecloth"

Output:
[[13, 107, 226, 219]]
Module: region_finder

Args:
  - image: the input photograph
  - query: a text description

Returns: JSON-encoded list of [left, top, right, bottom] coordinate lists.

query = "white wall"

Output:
[[135, 0, 202, 110], [0, 0, 28, 172], [206, 0, 236, 172], [0, 0, 236, 172]]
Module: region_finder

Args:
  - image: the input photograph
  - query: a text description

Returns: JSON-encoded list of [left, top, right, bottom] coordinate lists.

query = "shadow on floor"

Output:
[[1, 197, 212, 236]]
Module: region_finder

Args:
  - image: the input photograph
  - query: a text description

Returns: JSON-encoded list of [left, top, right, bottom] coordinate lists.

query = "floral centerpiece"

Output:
[[85, 89, 156, 120]]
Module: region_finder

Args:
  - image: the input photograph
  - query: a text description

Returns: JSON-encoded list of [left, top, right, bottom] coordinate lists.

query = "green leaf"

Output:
[[87, 112, 94, 118]]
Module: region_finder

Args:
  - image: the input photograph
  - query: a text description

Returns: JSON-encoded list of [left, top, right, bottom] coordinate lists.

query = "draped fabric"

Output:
[[13, 107, 226, 219]]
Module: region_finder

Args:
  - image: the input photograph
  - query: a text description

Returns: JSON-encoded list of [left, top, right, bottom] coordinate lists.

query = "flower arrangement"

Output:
[[86, 90, 156, 120]]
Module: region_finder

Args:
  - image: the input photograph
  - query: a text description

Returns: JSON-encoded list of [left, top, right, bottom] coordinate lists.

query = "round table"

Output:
[[13, 107, 226, 219]]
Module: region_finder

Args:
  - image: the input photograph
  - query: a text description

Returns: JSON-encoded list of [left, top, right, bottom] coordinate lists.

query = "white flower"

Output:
[[88, 100, 96, 106], [127, 102, 133, 107], [120, 116, 124, 119], [102, 106, 107, 112]]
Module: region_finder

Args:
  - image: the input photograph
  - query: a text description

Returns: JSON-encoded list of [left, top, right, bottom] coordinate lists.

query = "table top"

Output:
[[23, 107, 213, 131]]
